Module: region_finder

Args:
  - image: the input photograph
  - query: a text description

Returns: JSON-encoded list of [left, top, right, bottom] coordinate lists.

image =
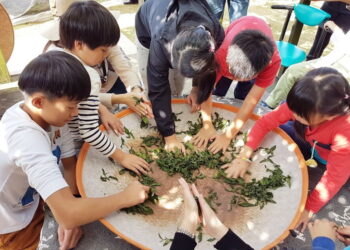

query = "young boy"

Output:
[[59, 1, 151, 175], [0, 51, 150, 249]]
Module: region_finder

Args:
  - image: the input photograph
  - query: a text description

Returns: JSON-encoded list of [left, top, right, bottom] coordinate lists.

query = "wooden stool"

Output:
[[0, 4, 14, 83]]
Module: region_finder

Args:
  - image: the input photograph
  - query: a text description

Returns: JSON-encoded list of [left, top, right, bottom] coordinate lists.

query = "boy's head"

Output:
[[18, 51, 91, 127], [226, 30, 274, 81], [59, 0, 120, 66]]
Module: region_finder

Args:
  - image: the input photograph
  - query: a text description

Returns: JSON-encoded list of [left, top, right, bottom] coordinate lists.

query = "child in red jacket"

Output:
[[222, 67, 350, 231]]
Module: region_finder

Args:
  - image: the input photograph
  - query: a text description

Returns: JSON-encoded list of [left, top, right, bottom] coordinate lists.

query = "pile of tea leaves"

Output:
[[102, 112, 291, 215]]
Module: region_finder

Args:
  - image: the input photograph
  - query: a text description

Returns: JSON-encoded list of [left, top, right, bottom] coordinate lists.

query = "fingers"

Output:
[[103, 121, 111, 134], [58, 227, 64, 247]]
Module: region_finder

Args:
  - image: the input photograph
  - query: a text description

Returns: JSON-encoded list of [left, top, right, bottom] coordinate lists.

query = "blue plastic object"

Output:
[[276, 41, 306, 67], [294, 4, 331, 26]]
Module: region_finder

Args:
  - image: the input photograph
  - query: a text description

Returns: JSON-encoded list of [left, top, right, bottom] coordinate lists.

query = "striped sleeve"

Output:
[[77, 95, 116, 156]]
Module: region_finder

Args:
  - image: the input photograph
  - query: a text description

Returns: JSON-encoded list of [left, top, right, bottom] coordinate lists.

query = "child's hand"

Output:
[[57, 225, 83, 250], [164, 135, 186, 154], [100, 108, 124, 135], [191, 184, 228, 240], [308, 219, 337, 241], [208, 133, 232, 154], [295, 209, 314, 232], [114, 150, 150, 176], [122, 181, 150, 207], [192, 124, 217, 149], [186, 87, 201, 113], [124, 92, 154, 118], [337, 226, 350, 246], [221, 157, 251, 178]]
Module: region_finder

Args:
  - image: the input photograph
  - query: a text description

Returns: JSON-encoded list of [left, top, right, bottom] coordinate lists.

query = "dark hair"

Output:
[[193, 70, 216, 104], [18, 51, 91, 101], [287, 67, 350, 139], [172, 26, 216, 78], [227, 30, 274, 79], [60, 1, 120, 50]]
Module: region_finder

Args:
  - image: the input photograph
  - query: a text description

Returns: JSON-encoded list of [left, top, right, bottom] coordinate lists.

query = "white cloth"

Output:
[[0, 102, 71, 234]]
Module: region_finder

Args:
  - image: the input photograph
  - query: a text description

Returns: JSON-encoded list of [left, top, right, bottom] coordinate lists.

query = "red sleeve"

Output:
[[254, 50, 281, 88], [306, 128, 350, 213], [246, 103, 294, 150]]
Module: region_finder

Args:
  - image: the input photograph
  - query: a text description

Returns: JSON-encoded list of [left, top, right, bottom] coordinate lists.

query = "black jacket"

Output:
[[135, 0, 224, 136], [170, 229, 254, 250]]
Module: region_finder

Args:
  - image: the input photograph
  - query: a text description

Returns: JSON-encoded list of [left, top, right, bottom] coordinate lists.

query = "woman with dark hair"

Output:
[[220, 67, 350, 232], [135, 0, 224, 152]]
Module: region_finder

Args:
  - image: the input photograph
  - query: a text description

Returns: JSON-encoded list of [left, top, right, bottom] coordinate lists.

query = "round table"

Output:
[[77, 99, 308, 250]]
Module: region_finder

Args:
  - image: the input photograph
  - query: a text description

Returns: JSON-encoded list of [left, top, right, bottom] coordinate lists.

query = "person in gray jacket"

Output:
[[135, 0, 224, 153]]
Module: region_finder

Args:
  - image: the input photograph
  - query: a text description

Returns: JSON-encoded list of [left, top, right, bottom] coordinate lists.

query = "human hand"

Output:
[[122, 181, 150, 207], [186, 87, 201, 113], [191, 184, 228, 240], [192, 123, 217, 149], [221, 157, 251, 178], [57, 225, 83, 250], [123, 92, 154, 118], [164, 135, 186, 154], [100, 108, 124, 135], [178, 178, 199, 234], [337, 226, 350, 246], [208, 133, 232, 154], [113, 149, 150, 176], [308, 219, 337, 241], [295, 209, 314, 232]]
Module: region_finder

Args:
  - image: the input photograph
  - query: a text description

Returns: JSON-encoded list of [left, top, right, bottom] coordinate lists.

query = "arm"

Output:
[[61, 156, 79, 195], [46, 182, 149, 230], [147, 40, 185, 152], [214, 229, 253, 250], [107, 45, 142, 91], [208, 85, 266, 153]]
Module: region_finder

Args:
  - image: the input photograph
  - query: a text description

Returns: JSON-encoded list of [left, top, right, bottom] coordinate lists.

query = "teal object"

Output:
[[294, 4, 331, 26], [276, 41, 306, 67]]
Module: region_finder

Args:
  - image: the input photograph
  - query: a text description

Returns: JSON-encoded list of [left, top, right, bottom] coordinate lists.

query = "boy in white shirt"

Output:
[[0, 51, 150, 250]]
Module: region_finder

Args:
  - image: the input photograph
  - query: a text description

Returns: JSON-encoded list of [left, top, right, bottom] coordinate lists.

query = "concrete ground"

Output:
[[1, 0, 349, 249]]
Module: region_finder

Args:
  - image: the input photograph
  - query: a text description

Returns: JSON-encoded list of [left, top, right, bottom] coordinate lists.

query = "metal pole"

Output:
[[288, 0, 311, 45]]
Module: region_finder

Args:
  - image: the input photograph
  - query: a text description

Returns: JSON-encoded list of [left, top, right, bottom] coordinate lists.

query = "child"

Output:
[[221, 67, 350, 231], [0, 51, 150, 249], [59, 1, 151, 175], [41, 0, 150, 113]]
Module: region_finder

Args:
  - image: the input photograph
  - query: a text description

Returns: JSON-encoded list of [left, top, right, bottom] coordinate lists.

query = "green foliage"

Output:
[[124, 127, 135, 139], [100, 168, 118, 182], [158, 233, 173, 246], [140, 116, 149, 129], [141, 135, 163, 147]]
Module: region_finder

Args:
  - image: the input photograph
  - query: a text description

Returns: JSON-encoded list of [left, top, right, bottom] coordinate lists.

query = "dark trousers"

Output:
[[280, 121, 326, 190], [307, 1, 350, 60], [107, 77, 127, 94], [213, 76, 255, 100]]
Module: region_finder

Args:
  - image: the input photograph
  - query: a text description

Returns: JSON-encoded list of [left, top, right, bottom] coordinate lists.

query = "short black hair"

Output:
[[287, 67, 350, 139], [60, 1, 120, 50], [227, 30, 274, 79], [18, 51, 91, 101]]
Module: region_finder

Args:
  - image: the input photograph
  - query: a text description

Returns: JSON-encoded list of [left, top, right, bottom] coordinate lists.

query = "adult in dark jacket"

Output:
[[170, 178, 253, 250], [135, 0, 224, 152]]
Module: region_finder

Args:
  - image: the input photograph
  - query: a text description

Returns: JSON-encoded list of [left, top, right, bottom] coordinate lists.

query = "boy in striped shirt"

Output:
[[59, 1, 150, 175]]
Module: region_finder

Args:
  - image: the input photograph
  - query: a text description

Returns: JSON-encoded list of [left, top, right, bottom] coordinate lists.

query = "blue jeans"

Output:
[[207, 0, 249, 22]]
